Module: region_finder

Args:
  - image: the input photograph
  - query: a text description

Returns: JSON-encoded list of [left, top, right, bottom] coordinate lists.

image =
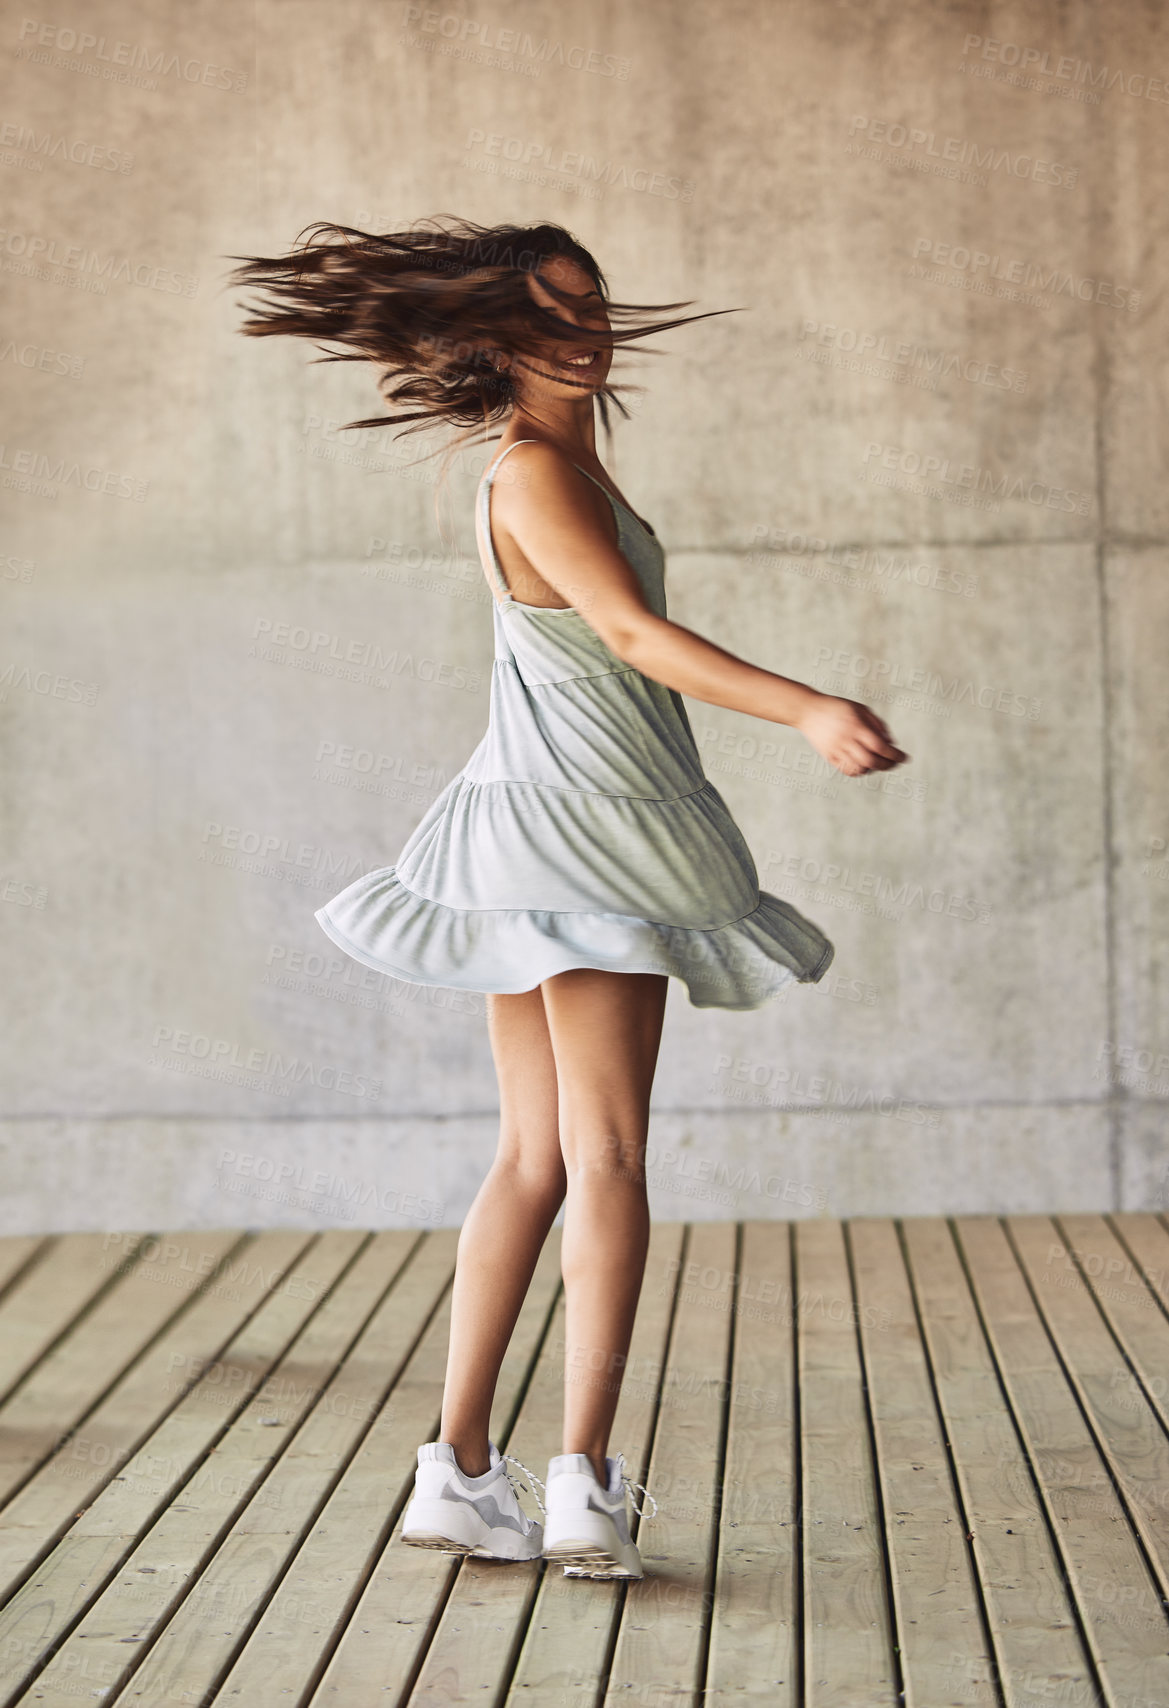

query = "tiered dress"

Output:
[[313, 439, 834, 1009]]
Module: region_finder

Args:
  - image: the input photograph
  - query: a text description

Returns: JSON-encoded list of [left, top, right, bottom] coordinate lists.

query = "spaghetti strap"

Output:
[[478, 439, 539, 601], [568, 460, 657, 537]]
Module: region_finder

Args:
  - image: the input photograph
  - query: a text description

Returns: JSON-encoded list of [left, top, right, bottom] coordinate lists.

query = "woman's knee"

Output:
[[560, 1129, 648, 1187], [490, 1144, 568, 1204]]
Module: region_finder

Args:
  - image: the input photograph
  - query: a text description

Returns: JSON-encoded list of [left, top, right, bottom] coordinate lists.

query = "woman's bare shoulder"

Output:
[[489, 438, 612, 534], [490, 436, 581, 488]]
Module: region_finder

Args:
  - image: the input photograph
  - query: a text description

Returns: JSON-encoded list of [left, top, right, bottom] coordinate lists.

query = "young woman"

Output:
[[230, 218, 908, 1579]]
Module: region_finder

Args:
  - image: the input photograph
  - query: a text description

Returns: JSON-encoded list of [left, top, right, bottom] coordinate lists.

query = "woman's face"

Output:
[[516, 254, 613, 398]]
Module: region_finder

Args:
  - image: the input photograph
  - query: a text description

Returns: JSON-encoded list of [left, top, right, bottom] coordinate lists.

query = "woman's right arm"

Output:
[[491, 441, 909, 778]]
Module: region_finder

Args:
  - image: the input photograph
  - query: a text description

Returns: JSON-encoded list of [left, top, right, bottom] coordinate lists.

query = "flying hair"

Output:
[[225, 215, 739, 469]]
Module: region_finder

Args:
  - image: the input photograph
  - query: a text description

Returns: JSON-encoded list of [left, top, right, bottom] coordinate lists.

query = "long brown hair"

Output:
[[225, 216, 735, 461]]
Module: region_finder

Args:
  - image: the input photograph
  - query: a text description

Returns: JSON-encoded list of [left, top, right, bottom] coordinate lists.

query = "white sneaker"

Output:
[[401, 1440, 545, 1561], [542, 1451, 657, 1579]]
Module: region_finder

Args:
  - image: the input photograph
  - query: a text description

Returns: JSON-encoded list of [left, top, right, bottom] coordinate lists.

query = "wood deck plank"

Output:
[[850, 1218, 993, 1708], [903, 1215, 1093, 1708], [798, 1217, 897, 1708], [1104, 1213, 1169, 1316], [703, 1218, 797, 1704], [0, 1235, 136, 1403], [958, 1214, 1169, 1708], [0, 1231, 313, 1597], [11, 1229, 389, 1707], [602, 1220, 737, 1703], [0, 1238, 49, 1300], [118, 1229, 453, 1706], [1013, 1214, 1169, 1639], [2, 1230, 371, 1706], [0, 1231, 246, 1501]]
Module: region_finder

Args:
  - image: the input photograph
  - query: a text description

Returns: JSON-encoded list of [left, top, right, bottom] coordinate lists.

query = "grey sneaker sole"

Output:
[[402, 1529, 479, 1557], [403, 1530, 538, 1561], [545, 1540, 643, 1578]]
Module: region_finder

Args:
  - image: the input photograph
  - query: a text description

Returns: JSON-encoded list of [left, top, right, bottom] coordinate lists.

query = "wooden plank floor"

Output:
[[2, 1216, 1169, 1705]]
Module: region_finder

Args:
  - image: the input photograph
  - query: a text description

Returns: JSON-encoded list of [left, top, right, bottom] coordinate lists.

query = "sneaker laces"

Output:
[[613, 1452, 657, 1519], [501, 1451, 547, 1518]]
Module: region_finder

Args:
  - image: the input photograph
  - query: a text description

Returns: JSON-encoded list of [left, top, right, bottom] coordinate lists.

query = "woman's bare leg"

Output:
[[438, 986, 566, 1477], [539, 968, 669, 1487]]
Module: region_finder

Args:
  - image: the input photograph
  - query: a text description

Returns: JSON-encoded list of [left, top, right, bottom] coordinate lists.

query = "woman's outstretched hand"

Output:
[[795, 693, 910, 778]]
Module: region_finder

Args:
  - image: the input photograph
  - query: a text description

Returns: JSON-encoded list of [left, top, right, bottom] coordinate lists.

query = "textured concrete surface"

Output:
[[1, 0, 1164, 1228]]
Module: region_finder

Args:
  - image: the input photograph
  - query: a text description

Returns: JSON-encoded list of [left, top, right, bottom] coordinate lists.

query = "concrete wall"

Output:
[[2, 0, 1166, 1232]]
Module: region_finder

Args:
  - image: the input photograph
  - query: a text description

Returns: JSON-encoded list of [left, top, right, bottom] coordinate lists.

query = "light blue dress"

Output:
[[314, 439, 835, 1009]]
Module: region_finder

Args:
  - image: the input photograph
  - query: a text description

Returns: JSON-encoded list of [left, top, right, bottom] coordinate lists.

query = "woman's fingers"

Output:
[[802, 696, 910, 776], [855, 726, 905, 762], [833, 746, 866, 776], [835, 736, 903, 776], [852, 701, 904, 755]]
